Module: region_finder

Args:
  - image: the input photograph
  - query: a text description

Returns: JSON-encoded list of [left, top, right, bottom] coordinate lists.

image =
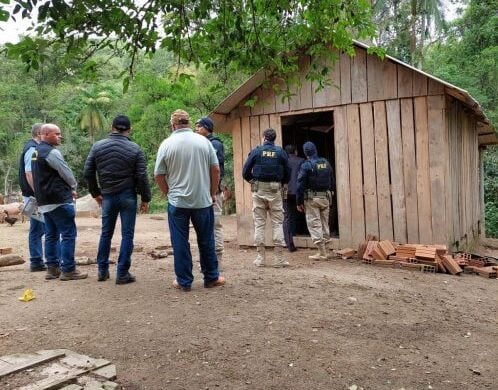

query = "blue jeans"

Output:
[[28, 217, 45, 267], [168, 204, 219, 288], [96, 189, 137, 278], [44, 204, 77, 273]]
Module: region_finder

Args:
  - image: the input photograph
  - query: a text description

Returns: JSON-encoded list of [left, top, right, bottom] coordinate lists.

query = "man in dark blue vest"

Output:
[[243, 128, 291, 267], [19, 123, 46, 272], [297, 141, 335, 260], [195, 116, 225, 269], [32, 124, 87, 281]]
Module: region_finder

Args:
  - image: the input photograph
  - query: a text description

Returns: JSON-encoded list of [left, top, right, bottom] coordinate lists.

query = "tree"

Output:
[[76, 86, 116, 142], [373, 0, 447, 66], [1, 0, 377, 89]]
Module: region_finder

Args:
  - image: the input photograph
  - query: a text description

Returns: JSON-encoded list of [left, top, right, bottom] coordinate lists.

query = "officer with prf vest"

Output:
[[297, 141, 335, 261], [243, 128, 291, 268]]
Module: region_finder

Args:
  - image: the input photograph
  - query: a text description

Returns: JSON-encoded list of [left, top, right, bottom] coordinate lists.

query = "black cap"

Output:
[[195, 117, 214, 132], [112, 115, 131, 131]]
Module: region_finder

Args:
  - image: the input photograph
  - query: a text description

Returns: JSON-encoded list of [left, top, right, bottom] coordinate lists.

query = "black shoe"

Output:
[[30, 263, 47, 272], [288, 246, 297, 252], [116, 272, 136, 285], [98, 270, 110, 282]]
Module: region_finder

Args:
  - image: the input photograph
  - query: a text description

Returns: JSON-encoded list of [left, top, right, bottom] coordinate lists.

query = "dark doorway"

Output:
[[281, 111, 339, 238]]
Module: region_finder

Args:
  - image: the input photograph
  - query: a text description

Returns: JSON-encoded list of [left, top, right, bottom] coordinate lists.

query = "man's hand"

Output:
[[297, 204, 305, 213], [72, 191, 78, 201], [94, 195, 103, 207], [212, 194, 217, 205], [140, 202, 149, 214]]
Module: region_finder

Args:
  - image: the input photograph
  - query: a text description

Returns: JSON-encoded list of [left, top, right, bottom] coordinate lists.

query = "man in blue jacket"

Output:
[[84, 115, 151, 284], [297, 141, 335, 260], [196, 117, 225, 269], [19, 123, 46, 272], [243, 128, 291, 267]]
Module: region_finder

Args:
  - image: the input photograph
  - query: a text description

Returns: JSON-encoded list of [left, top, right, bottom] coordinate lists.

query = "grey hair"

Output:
[[32, 123, 43, 137]]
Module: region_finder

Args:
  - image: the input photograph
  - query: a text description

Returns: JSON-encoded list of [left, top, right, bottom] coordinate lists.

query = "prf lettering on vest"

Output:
[[317, 163, 327, 169], [262, 151, 276, 157]]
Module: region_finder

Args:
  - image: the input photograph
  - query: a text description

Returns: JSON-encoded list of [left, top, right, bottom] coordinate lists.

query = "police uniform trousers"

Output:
[[304, 196, 330, 245], [252, 184, 285, 247]]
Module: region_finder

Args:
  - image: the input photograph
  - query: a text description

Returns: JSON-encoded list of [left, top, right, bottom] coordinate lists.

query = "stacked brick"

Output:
[[356, 239, 497, 278]]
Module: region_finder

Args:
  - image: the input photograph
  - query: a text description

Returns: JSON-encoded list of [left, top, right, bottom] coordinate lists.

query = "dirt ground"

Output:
[[0, 214, 497, 390]]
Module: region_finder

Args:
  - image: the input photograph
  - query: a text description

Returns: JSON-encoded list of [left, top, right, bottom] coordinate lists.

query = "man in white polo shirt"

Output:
[[154, 109, 225, 291]]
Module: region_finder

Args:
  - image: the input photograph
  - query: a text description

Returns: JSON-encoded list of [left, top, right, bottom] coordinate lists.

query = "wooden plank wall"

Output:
[[445, 97, 481, 247], [228, 46, 481, 247]]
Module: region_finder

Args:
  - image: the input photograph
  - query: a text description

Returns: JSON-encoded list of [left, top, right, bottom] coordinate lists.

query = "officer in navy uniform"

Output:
[[243, 128, 291, 267], [297, 141, 335, 260]]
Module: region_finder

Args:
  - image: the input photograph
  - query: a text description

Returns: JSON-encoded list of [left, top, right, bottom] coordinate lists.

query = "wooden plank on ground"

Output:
[[400, 98, 419, 243], [373, 101, 394, 241], [347, 104, 365, 246], [386, 99, 407, 243], [427, 95, 447, 244], [397, 64, 413, 98], [360, 103, 379, 238], [340, 52, 351, 104], [414, 97, 433, 244], [334, 106, 352, 247], [351, 48, 367, 103], [0, 350, 66, 378]]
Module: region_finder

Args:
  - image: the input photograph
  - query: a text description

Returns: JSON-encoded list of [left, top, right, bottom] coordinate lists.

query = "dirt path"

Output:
[[0, 215, 497, 389]]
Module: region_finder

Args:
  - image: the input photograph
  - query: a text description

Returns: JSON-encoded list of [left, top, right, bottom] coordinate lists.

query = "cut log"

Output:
[[0, 247, 13, 255], [337, 248, 356, 259], [0, 254, 25, 267]]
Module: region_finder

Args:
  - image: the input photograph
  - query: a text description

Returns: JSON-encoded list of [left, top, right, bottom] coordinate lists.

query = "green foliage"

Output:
[[1, 0, 377, 91], [373, 0, 447, 66]]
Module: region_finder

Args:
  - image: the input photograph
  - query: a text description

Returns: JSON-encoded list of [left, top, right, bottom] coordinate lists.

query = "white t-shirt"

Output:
[[154, 128, 218, 209]]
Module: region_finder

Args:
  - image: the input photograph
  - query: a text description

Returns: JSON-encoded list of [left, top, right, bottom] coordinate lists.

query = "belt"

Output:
[[306, 190, 328, 197], [256, 181, 281, 190]]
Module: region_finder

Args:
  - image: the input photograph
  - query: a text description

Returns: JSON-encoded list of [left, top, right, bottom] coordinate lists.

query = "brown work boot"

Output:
[[59, 269, 88, 281], [45, 266, 61, 280], [204, 275, 226, 288]]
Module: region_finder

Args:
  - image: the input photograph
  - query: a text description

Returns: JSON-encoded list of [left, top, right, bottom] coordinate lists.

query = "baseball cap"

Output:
[[195, 117, 214, 132], [112, 115, 131, 131]]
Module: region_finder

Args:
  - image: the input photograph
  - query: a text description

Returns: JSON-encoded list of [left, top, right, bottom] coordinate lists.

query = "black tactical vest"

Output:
[[252, 144, 284, 182], [32, 142, 73, 206], [18, 139, 38, 197], [308, 157, 331, 191]]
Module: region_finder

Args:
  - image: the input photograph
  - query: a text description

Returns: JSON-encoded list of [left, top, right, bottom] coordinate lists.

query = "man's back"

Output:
[[155, 128, 218, 209], [85, 133, 148, 196]]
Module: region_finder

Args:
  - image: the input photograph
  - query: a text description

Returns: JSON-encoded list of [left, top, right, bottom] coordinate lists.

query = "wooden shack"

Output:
[[212, 41, 497, 250]]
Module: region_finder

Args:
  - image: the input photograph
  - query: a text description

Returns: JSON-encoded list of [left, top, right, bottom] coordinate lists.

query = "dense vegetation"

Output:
[[0, 0, 496, 235]]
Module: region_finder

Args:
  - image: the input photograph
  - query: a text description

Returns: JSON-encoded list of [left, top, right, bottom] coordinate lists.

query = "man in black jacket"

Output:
[[84, 115, 151, 284], [195, 117, 225, 269], [19, 123, 45, 272]]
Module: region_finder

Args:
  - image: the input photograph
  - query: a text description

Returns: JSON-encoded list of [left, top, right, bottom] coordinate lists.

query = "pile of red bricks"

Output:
[[355, 238, 497, 278]]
